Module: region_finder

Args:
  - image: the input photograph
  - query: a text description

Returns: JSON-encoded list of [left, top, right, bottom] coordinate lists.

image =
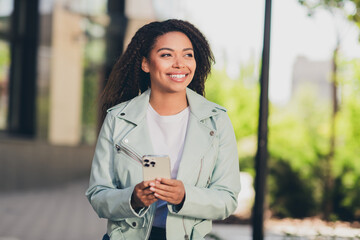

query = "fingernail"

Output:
[[150, 187, 155, 191], [149, 182, 155, 186]]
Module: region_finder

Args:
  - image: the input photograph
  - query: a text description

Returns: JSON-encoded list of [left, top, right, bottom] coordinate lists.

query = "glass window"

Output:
[[0, 0, 13, 130], [0, 0, 13, 34], [0, 40, 10, 130]]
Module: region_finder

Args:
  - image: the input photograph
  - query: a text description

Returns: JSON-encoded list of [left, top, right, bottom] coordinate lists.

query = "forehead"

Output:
[[152, 31, 193, 49]]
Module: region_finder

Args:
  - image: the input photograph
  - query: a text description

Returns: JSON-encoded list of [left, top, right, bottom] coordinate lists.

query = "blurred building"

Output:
[[291, 56, 332, 102], [0, 0, 157, 191]]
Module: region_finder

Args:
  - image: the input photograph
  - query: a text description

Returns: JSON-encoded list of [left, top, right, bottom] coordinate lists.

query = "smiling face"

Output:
[[141, 31, 196, 96]]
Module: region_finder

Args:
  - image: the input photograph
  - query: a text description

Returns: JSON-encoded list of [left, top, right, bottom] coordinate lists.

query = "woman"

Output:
[[86, 19, 240, 240]]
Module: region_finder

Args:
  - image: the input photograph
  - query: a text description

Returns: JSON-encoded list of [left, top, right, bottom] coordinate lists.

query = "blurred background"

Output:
[[1, 0, 360, 239]]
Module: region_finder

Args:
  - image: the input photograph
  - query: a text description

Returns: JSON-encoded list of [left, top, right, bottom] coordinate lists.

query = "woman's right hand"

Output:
[[131, 181, 158, 211]]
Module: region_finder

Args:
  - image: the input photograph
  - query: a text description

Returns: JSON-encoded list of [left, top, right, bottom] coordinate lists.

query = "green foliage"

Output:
[[206, 56, 360, 220], [0, 41, 10, 81], [298, 0, 359, 16], [267, 57, 360, 220], [0, 41, 10, 129], [267, 85, 330, 217], [331, 58, 360, 220], [81, 39, 105, 144], [298, 0, 360, 35], [269, 159, 317, 218], [287, 0, 360, 221]]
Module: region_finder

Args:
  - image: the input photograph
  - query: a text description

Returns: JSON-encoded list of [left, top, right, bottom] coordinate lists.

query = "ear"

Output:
[[141, 57, 150, 73]]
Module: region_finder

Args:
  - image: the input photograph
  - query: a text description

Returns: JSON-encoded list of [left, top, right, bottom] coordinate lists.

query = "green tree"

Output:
[[204, 54, 360, 221], [332, 58, 360, 220], [297, 0, 360, 219], [267, 56, 360, 220], [298, 0, 360, 27], [268, 84, 332, 218]]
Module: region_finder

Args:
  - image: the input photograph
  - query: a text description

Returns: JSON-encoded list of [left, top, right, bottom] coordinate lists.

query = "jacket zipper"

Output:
[[183, 216, 189, 240], [181, 157, 204, 239], [206, 177, 211, 187], [115, 143, 142, 165], [116, 143, 156, 239]]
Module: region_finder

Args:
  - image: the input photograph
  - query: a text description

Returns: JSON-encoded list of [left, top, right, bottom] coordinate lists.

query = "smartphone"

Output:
[[142, 155, 171, 181]]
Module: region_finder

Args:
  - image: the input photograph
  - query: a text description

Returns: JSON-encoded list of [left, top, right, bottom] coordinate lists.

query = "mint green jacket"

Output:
[[86, 88, 240, 240]]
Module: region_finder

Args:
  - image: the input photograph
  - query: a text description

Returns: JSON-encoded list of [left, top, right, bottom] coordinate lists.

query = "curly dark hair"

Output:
[[100, 19, 215, 118]]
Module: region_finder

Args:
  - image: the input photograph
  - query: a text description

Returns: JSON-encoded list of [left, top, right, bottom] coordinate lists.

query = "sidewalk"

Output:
[[0, 179, 281, 240]]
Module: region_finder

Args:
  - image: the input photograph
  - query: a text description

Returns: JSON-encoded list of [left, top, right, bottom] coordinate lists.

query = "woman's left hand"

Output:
[[149, 178, 185, 205]]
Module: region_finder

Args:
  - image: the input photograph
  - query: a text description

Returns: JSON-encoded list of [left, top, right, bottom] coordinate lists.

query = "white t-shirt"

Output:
[[146, 103, 190, 228]]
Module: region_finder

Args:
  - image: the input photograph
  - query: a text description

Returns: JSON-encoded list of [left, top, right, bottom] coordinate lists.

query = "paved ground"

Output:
[[0, 179, 282, 240], [0, 180, 105, 240]]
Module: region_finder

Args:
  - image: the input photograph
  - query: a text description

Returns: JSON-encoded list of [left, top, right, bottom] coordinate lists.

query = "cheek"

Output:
[[151, 61, 169, 74]]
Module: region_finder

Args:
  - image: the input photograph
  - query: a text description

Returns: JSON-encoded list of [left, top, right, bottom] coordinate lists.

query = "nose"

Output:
[[172, 56, 185, 68]]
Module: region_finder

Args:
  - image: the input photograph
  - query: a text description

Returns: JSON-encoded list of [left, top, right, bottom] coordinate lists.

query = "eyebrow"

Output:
[[156, 47, 194, 52]]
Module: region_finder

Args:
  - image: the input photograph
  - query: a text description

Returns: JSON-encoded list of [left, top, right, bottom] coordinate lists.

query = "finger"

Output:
[[153, 191, 180, 204], [136, 193, 157, 206], [134, 188, 154, 203], [139, 180, 155, 189], [152, 191, 170, 202], [135, 182, 146, 191], [154, 181, 183, 193], [152, 182, 173, 192], [157, 178, 180, 187], [142, 188, 156, 195], [141, 194, 156, 202], [158, 191, 185, 205], [151, 187, 174, 199]]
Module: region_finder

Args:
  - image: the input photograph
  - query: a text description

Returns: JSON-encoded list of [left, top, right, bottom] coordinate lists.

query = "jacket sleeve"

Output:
[[85, 113, 149, 221], [169, 112, 241, 220]]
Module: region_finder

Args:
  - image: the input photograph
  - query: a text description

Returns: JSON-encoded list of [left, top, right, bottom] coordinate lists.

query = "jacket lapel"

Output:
[[115, 89, 155, 157]]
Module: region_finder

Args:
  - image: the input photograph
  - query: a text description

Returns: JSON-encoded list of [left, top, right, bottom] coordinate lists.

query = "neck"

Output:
[[149, 90, 188, 116]]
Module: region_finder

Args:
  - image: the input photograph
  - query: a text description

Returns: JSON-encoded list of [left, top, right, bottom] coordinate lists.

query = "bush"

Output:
[[268, 159, 317, 218]]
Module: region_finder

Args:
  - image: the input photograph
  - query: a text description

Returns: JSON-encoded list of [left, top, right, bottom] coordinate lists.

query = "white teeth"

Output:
[[170, 74, 186, 78]]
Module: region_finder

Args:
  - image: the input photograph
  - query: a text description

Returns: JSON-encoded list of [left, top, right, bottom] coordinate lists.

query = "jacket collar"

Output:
[[112, 88, 226, 125], [113, 89, 151, 125], [185, 88, 226, 120]]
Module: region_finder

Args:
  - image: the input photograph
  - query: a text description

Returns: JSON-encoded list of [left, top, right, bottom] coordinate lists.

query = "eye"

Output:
[[184, 53, 194, 58], [160, 53, 172, 57]]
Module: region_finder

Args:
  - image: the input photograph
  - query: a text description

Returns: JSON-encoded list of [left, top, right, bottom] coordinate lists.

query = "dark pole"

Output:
[[8, 0, 39, 136], [104, 0, 127, 86], [252, 0, 272, 239], [98, 0, 127, 128]]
